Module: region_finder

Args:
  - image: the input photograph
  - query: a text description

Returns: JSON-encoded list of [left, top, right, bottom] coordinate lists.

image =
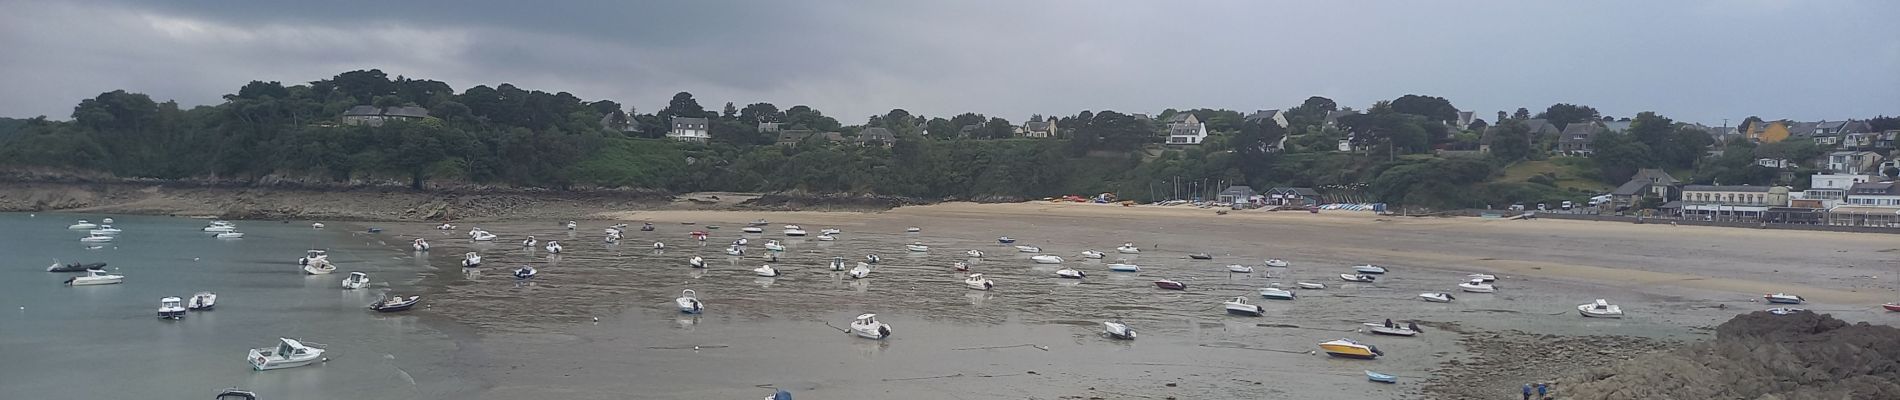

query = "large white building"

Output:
[[669, 117, 711, 142]]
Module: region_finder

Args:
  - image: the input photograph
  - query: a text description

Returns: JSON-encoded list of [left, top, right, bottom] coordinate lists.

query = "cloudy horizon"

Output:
[[2, 0, 1895, 126]]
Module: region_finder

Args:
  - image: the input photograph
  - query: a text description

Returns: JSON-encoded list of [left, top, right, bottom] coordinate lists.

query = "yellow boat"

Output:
[[1319, 338, 1383, 359]]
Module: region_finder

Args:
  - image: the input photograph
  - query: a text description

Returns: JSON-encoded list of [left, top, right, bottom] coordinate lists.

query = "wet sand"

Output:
[[381, 202, 1900, 399]]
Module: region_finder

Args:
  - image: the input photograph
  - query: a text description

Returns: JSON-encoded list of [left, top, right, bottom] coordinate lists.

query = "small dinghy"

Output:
[[641, 223, 656, 232], [1366, 370, 1397, 384], [849, 313, 892, 339], [248, 338, 326, 371], [369, 295, 419, 312], [1107, 263, 1141, 272], [1339, 274, 1376, 283], [1223, 296, 1265, 316], [1458, 279, 1496, 293], [188, 292, 217, 310], [1056, 268, 1086, 279], [1884, 303, 1900, 312], [742, 226, 764, 234], [690, 231, 708, 241], [64, 269, 123, 286], [512, 266, 537, 280], [412, 238, 430, 252], [80, 233, 115, 243], [965, 273, 994, 290], [848, 264, 871, 279], [1763, 293, 1804, 304], [676, 289, 704, 314], [827, 257, 847, 271], [754, 264, 779, 277], [1265, 259, 1290, 268], [1352, 264, 1387, 274], [603, 233, 621, 244], [864, 254, 881, 264], [1467, 273, 1497, 282], [905, 242, 929, 252], [1154, 279, 1187, 290], [215, 232, 245, 239], [341, 272, 370, 290], [521, 236, 538, 248], [1188, 253, 1212, 260], [905, 226, 921, 233], [1031, 255, 1064, 264], [817, 234, 837, 241], [1259, 285, 1296, 300], [648, 240, 663, 249], [203, 221, 236, 233], [690, 256, 706, 269], [215, 388, 257, 400], [1016, 245, 1042, 253], [965, 249, 985, 258], [1079, 250, 1105, 259], [69, 220, 99, 230], [783, 225, 807, 236], [1115, 243, 1140, 254], [1578, 299, 1623, 318], [764, 241, 786, 252], [1364, 320, 1421, 337], [157, 297, 187, 319], [461, 252, 482, 268], [820, 228, 841, 235], [544, 241, 562, 254], [1418, 292, 1454, 303], [725, 246, 745, 256], [1227, 265, 1254, 273], [437, 223, 456, 230], [302, 259, 337, 275], [1103, 319, 1137, 340], [311, 222, 325, 229], [954, 262, 969, 271], [1319, 338, 1383, 359], [997, 236, 1016, 244], [469, 229, 496, 241], [47, 261, 106, 272], [1296, 282, 1327, 290]]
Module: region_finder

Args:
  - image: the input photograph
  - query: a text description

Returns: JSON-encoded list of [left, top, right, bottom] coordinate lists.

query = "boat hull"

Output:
[[1322, 350, 1378, 359], [1259, 291, 1296, 300], [158, 310, 186, 319], [1154, 281, 1186, 290], [1108, 264, 1141, 272], [1579, 310, 1623, 318], [1765, 298, 1803, 304], [1884, 303, 1900, 312], [1224, 305, 1263, 316]]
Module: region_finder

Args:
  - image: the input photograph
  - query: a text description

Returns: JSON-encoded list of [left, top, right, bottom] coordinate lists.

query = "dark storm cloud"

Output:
[[2, 0, 1896, 125]]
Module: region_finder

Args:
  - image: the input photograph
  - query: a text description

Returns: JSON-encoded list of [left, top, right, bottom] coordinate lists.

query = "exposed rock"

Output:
[[1556, 311, 1900, 400]]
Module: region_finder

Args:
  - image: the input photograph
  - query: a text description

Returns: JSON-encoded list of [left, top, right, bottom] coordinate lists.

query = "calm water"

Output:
[[0, 213, 472, 399]]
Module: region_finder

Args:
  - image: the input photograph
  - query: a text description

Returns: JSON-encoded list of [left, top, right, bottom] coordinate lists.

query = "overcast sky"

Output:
[[2, 0, 1895, 126]]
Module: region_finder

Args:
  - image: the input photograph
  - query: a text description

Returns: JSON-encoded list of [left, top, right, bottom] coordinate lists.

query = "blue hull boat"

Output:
[[1366, 370, 1396, 383]]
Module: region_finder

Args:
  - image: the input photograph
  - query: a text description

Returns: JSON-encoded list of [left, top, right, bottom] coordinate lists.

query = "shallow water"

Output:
[[0, 213, 471, 399]]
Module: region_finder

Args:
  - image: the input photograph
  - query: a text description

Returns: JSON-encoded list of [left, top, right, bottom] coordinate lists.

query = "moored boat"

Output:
[[1458, 279, 1496, 293], [469, 229, 496, 241], [1115, 243, 1140, 254], [1107, 263, 1141, 272], [1763, 293, 1804, 304], [905, 226, 921, 233], [1418, 292, 1454, 302], [215, 388, 257, 400], [965, 249, 984, 258], [742, 226, 765, 234], [157, 297, 187, 319], [1318, 338, 1383, 359], [827, 257, 847, 271], [764, 241, 786, 252], [302, 259, 336, 275], [848, 263, 871, 279], [964, 273, 994, 290], [1016, 245, 1042, 253], [1265, 259, 1290, 268], [311, 222, 325, 229], [1079, 250, 1104, 259], [64, 269, 124, 286], [47, 261, 106, 272], [1295, 282, 1326, 290], [783, 225, 807, 236], [1363, 321, 1421, 336], [69, 220, 99, 230], [1578, 299, 1623, 318], [690, 256, 707, 269], [1340, 274, 1376, 283], [676, 289, 704, 314], [544, 241, 562, 254], [248, 338, 326, 370], [754, 264, 779, 277], [905, 242, 929, 252], [513, 266, 537, 280], [1884, 303, 1900, 312], [1188, 253, 1212, 260], [1223, 296, 1264, 316], [188, 292, 217, 310], [80, 233, 115, 243], [1227, 264, 1254, 273], [817, 234, 836, 241], [341, 272, 370, 290], [1352, 264, 1387, 274], [1259, 285, 1296, 300], [850, 313, 893, 339], [1467, 273, 1496, 282], [1031, 255, 1064, 264], [997, 236, 1016, 244], [215, 232, 245, 239], [1055, 268, 1086, 279], [202, 221, 236, 233], [1153, 279, 1187, 290], [369, 295, 420, 312], [820, 228, 841, 235], [1103, 319, 1136, 340], [1366, 370, 1397, 383], [522, 236, 538, 248], [90, 227, 122, 235], [461, 251, 482, 268], [412, 238, 430, 252]]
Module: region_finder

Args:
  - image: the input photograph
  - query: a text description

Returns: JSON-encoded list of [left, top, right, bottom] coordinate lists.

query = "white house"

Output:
[[1827, 151, 1883, 175], [1165, 113, 1208, 145], [669, 117, 711, 142], [1803, 173, 1875, 208], [1845, 181, 1900, 207]]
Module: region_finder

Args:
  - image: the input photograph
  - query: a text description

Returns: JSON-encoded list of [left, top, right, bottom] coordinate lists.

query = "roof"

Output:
[[857, 127, 895, 142], [672, 117, 709, 125], [1244, 109, 1282, 122], [1630, 168, 1680, 185], [1169, 124, 1202, 136], [384, 106, 429, 118], [1324, 110, 1358, 124], [1788, 122, 1822, 137], [1682, 185, 1772, 193], [1218, 185, 1256, 196], [1165, 113, 1194, 123], [1521, 119, 1559, 134], [342, 105, 382, 117], [1025, 121, 1051, 131], [1610, 179, 1653, 196], [1850, 181, 1897, 194], [1269, 187, 1320, 196], [1559, 122, 1602, 141]]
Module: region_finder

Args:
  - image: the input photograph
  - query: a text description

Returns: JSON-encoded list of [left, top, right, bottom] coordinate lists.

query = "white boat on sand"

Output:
[[1364, 321, 1421, 337], [754, 264, 779, 277], [1467, 273, 1497, 282], [1419, 292, 1454, 303], [1259, 285, 1296, 300], [248, 338, 326, 371], [1223, 296, 1265, 316], [850, 314, 892, 339], [1016, 245, 1042, 253], [1031, 255, 1063, 264], [965, 273, 994, 290], [1079, 250, 1104, 259], [1458, 279, 1496, 293], [1296, 282, 1327, 290], [1340, 274, 1376, 283], [1353, 265, 1387, 274], [1055, 268, 1086, 279], [1103, 319, 1136, 340], [1578, 299, 1623, 318], [1115, 243, 1140, 254], [1227, 265, 1254, 273], [1265, 259, 1290, 268], [905, 242, 929, 252], [965, 250, 984, 258], [690, 256, 706, 269]]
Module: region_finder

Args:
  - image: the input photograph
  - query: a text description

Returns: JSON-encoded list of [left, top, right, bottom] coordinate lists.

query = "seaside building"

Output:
[[1165, 113, 1208, 145], [1265, 187, 1322, 206], [1022, 120, 1058, 138], [340, 105, 430, 127], [669, 117, 711, 142], [1608, 169, 1680, 211], [1676, 185, 1790, 222], [1828, 181, 1900, 227]]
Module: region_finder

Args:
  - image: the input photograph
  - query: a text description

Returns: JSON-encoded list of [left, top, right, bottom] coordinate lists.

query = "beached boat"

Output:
[[1108, 263, 1141, 272], [461, 252, 482, 268], [1103, 319, 1137, 340], [764, 241, 786, 252], [905, 226, 921, 233], [741, 226, 764, 234], [1079, 250, 1104, 259], [248, 338, 326, 371], [544, 241, 562, 254], [603, 233, 621, 244], [690, 231, 708, 241], [65, 269, 123, 286], [1318, 338, 1383, 359], [215, 232, 245, 239], [564, 221, 578, 230], [1418, 292, 1454, 303], [640, 223, 656, 231], [1352, 264, 1387, 274], [1578, 299, 1623, 318], [1763, 293, 1804, 304], [203, 221, 236, 233], [512, 266, 537, 280], [1265, 259, 1290, 268], [1340, 274, 1376, 283], [747, 219, 769, 227], [1188, 253, 1212, 260], [783, 225, 807, 236], [47, 261, 106, 272], [690, 256, 706, 269], [341, 272, 370, 290], [437, 223, 456, 230], [299, 249, 328, 266], [1766, 307, 1805, 315], [1467, 273, 1497, 282], [1364, 321, 1421, 337], [676, 289, 704, 314], [1884, 303, 1900, 312], [724, 246, 745, 256], [1016, 245, 1042, 253], [848, 264, 871, 279], [1224, 296, 1265, 316], [754, 264, 779, 277], [79, 233, 114, 243], [68, 220, 99, 230], [412, 238, 430, 252], [1115, 243, 1140, 254], [954, 261, 969, 271], [157, 297, 187, 320], [1227, 265, 1254, 273], [302, 260, 336, 275], [311, 222, 325, 229], [1154, 279, 1186, 290], [1031, 255, 1064, 264], [188, 292, 217, 310], [1366, 370, 1397, 383], [906, 242, 929, 252], [1296, 282, 1326, 290], [965, 249, 985, 258], [819, 257, 843, 271], [850, 314, 892, 339], [369, 295, 420, 312], [1056, 268, 1087, 279], [997, 236, 1016, 244], [215, 388, 257, 400], [1458, 279, 1496, 293], [965, 273, 995, 290], [1259, 285, 1296, 300], [864, 254, 881, 264], [469, 229, 496, 241]]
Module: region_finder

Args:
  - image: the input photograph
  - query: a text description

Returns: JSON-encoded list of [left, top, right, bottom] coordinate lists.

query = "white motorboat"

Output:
[[783, 225, 807, 236], [1353, 265, 1388, 274], [1364, 321, 1421, 337], [965, 249, 985, 258], [1103, 319, 1137, 340], [64, 269, 124, 286], [742, 226, 764, 234], [369, 295, 419, 312], [521, 236, 537, 248], [850, 313, 892, 339], [341, 272, 370, 290], [1031, 255, 1064, 264], [188, 292, 217, 310], [202, 221, 236, 233], [1265, 259, 1290, 268], [544, 241, 562, 254], [1764, 293, 1805, 304], [905, 242, 929, 252], [1578, 299, 1623, 318], [565, 221, 578, 230], [817, 234, 837, 241], [821, 257, 844, 271], [905, 226, 921, 233], [437, 223, 456, 230], [1467, 273, 1497, 282], [754, 264, 779, 277], [603, 233, 620, 244], [1224, 296, 1265, 316], [747, 219, 770, 227], [311, 222, 325, 229], [1016, 245, 1042, 253], [997, 236, 1016, 244], [1419, 292, 1455, 303], [302, 260, 336, 275], [90, 226, 122, 235], [848, 264, 872, 279], [764, 241, 786, 252], [1458, 279, 1496, 293], [1227, 265, 1254, 273], [157, 297, 187, 319], [299, 249, 328, 266], [676, 289, 704, 314], [248, 338, 326, 371], [1259, 285, 1296, 300], [1116, 243, 1140, 254], [1340, 274, 1376, 283], [469, 229, 496, 241], [1079, 250, 1105, 259], [734, 237, 749, 246], [1188, 253, 1212, 260], [604, 227, 624, 236], [953, 261, 970, 271], [216, 388, 257, 400], [412, 238, 430, 252], [513, 266, 538, 280], [965, 273, 994, 290], [68, 220, 98, 230], [1296, 282, 1327, 290], [79, 233, 114, 243], [461, 251, 482, 268], [216, 232, 245, 239], [1056, 268, 1087, 279], [682, 256, 702, 269], [101, 217, 113, 224], [725, 246, 745, 256], [1107, 263, 1141, 272], [864, 254, 881, 264], [820, 228, 841, 235]]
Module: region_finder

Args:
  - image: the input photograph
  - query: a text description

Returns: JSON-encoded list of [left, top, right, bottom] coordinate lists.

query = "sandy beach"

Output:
[[361, 201, 1900, 399]]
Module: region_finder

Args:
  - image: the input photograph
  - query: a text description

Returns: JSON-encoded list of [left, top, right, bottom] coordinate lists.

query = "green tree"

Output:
[[1535, 103, 1601, 130], [1390, 94, 1459, 122], [664, 92, 707, 119], [1489, 120, 1533, 162], [1589, 131, 1653, 184]]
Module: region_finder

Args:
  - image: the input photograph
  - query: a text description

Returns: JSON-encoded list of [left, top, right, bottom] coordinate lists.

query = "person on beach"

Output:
[[1522, 384, 1533, 400], [1538, 383, 1548, 398]]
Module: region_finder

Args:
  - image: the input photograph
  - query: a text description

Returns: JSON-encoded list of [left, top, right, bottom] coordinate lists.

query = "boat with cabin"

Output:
[[158, 297, 187, 319], [1223, 296, 1265, 316], [247, 338, 326, 370], [1578, 299, 1623, 318], [676, 290, 704, 314], [1318, 338, 1383, 359]]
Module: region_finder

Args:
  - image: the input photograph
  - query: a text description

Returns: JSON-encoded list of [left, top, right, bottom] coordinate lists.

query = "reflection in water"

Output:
[[754, 277, 776, 288], [850, 278, 870, 292], [965, 291, 992, 307], [674, 315, 699, 331], [689, 269, 705, 279], [462, 267, 482, 280]]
